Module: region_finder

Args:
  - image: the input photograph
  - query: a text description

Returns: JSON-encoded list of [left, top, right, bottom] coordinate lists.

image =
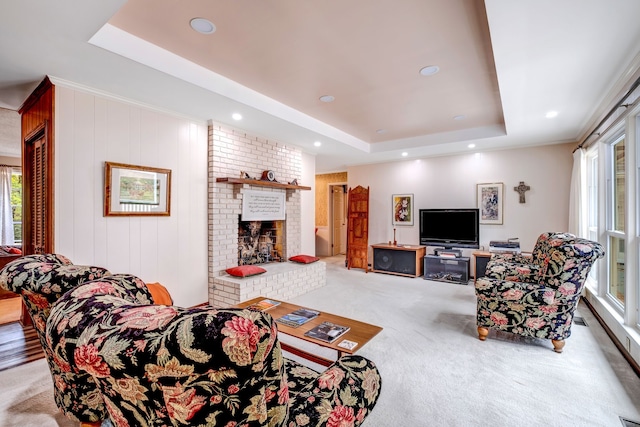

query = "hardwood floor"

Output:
[[0, 290, 21, 324], [0, 321, 44, 371]]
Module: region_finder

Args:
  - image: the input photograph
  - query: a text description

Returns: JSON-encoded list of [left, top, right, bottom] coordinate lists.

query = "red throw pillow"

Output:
[[288, 254, 320, 264], [7, 247, 21, 255], [226, 265, 267, 277]]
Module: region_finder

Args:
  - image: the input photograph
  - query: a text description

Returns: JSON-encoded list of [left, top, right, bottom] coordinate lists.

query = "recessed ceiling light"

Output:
[[468, 143, 476, 148], [319, 95, 335, 103], [419, 65, 440, 76], [401, 152, 408, 157], [190, 18, 216, 34], [314, 141, 322, 147], [545, 111, 558, 118], [454, 115, 466, 120], [232, 113, 242, 121]]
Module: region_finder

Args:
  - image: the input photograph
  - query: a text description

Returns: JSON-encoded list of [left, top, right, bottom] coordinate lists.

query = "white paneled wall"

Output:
[[55, 85, 208, 307]]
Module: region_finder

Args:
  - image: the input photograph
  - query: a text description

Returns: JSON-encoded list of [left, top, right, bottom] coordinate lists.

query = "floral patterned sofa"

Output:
[[475, 232, 604, 353], [0, 254, 114, 424], [45, 271, 382, 426]]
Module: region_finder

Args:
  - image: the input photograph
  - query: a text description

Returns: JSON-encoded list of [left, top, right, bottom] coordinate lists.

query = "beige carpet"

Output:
[[1, 255, 639, 426]]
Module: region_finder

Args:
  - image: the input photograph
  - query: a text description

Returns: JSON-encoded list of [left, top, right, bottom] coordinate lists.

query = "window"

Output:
[[606, 134, 625, 307], [11, 169, 21, 245]]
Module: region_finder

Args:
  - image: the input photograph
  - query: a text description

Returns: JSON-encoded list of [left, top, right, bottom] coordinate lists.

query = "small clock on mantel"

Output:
[[261, 170, 276, 182]]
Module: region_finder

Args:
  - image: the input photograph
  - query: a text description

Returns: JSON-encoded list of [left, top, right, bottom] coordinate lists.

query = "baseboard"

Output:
[[580, 296, 640, 378]]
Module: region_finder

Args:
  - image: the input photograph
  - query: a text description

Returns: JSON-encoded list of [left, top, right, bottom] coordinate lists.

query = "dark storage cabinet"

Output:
[[423, 255, 470, 284], [372, 244, 426, 278]]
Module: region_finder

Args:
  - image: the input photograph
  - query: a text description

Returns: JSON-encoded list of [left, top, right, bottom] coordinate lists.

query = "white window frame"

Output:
[[604, 131, 626, 312]]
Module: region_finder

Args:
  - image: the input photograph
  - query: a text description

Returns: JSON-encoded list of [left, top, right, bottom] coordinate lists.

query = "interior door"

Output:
[[332, 186, 345, 255]]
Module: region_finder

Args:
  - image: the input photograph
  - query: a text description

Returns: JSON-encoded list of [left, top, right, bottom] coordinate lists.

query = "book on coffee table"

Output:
[[245, 298, 281, 311], [304, 321, 350, 343], [276, 308, 320, 328]]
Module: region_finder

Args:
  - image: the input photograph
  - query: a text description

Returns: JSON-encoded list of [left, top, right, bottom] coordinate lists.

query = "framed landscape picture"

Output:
[[477, 183, 503, 225], [392, 193, 414, 226], [104, 162, 171, 216]]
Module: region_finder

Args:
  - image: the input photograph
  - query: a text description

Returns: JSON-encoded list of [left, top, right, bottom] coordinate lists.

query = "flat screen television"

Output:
[[419, 208, 479, 249]]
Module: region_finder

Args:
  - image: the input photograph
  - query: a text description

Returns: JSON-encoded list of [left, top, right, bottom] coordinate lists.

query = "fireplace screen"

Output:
[[238, 219, 285, 265]]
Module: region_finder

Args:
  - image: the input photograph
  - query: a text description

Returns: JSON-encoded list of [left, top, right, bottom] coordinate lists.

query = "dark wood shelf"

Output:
[[216, 177, 311, 190]]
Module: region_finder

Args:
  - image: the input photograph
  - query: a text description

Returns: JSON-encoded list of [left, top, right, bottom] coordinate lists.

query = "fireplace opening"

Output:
[[238, 218, 286, 265]]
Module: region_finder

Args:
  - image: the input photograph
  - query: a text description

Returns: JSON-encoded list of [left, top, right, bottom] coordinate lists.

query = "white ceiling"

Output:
[[1, 1, 640, 172]]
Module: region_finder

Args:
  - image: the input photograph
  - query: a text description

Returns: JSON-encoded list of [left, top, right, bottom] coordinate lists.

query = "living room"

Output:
[[1, 1, 640, 426]]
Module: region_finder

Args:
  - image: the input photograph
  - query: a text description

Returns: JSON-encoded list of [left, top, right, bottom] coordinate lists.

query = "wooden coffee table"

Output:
[[236, 297, 383, 366]]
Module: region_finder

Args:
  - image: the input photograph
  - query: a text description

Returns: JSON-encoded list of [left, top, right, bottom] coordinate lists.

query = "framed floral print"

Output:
[[477, 183, 503, 225], [392, 193, 414, 226]]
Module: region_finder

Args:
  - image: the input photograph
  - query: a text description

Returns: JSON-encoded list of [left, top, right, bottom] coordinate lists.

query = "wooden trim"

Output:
[[216, 177, 311, 190], [280, 342, 334, 367], [19, 77, 53, 114]]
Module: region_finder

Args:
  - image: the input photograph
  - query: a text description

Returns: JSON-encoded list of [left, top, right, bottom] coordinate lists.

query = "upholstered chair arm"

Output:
[[48, 280, 288, 427], [489, 253, 533, 264], [483, 257, 539, 283], [0, 255, 113, 424], [287, 355, 381, 427]]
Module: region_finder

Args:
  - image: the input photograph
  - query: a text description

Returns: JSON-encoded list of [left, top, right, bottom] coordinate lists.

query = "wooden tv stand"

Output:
[[371, 243, 426, 277]]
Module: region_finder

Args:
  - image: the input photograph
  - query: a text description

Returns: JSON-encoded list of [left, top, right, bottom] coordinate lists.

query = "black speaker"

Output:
[[373, 248, 417, 275]]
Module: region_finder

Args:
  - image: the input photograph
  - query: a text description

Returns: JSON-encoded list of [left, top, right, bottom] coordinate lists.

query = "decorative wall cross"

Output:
[[514, 181, 530, 203]]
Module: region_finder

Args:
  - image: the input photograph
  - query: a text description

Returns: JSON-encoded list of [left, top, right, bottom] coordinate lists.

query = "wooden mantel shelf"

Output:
[[216, 177, 311, 190]]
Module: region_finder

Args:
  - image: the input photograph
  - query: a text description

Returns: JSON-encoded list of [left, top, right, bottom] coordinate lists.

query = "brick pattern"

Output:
[[210, 261, 326, 307], [209, 122, 316, 305]]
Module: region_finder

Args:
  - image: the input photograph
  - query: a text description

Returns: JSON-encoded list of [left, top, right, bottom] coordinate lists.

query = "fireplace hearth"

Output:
[[238, 218, 285, 265]]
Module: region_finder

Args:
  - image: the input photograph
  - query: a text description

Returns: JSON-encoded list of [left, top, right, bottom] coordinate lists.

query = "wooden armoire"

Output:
[[346, 185, 369, 272]]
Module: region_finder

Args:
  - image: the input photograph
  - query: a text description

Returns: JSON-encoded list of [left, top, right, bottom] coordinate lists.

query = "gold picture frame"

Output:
[[104, 162, 171, 216]]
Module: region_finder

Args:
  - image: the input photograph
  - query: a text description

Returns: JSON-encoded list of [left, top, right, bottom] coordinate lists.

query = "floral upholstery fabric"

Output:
[[0, 254, 113, 423], [47, 274, 382, 427], [476, 232, 604, 342], [483, 252, 539, 284]]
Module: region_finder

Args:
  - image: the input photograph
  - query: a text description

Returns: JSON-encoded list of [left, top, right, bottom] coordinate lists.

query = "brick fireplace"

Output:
[[208, 123, 325, 307]]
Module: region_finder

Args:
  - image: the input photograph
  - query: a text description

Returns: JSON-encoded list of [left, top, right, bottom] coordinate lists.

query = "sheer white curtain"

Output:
[[568, 148, 586, 237], [0, 166, 14, 245]]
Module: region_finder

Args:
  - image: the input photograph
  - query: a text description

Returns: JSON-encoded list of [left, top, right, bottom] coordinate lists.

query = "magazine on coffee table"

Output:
[[276, 308, 320, 328], [304, 321, 350, 343], [245, 299, 281, 311]]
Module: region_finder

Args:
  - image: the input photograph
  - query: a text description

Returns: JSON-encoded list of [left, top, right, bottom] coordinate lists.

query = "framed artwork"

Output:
[[104, 162, 171, 216], [392, 193, 414, 226], [477, 183, 503, 224]]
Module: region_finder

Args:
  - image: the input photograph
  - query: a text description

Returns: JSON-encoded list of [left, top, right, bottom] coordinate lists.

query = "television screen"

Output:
[[419, 209, 479, 249]]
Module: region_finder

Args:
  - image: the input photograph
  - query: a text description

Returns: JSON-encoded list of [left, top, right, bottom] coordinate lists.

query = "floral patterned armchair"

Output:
[[475, 232, 604, 353], [46, 273, 382, 426], [0, 254, 114, 425]]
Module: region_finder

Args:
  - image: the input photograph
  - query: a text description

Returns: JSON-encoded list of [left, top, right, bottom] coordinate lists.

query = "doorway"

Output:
[[329, 184, 347, 256]]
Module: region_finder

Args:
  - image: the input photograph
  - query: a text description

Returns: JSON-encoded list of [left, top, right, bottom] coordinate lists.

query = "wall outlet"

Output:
[[625, 336, 631, 352]]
